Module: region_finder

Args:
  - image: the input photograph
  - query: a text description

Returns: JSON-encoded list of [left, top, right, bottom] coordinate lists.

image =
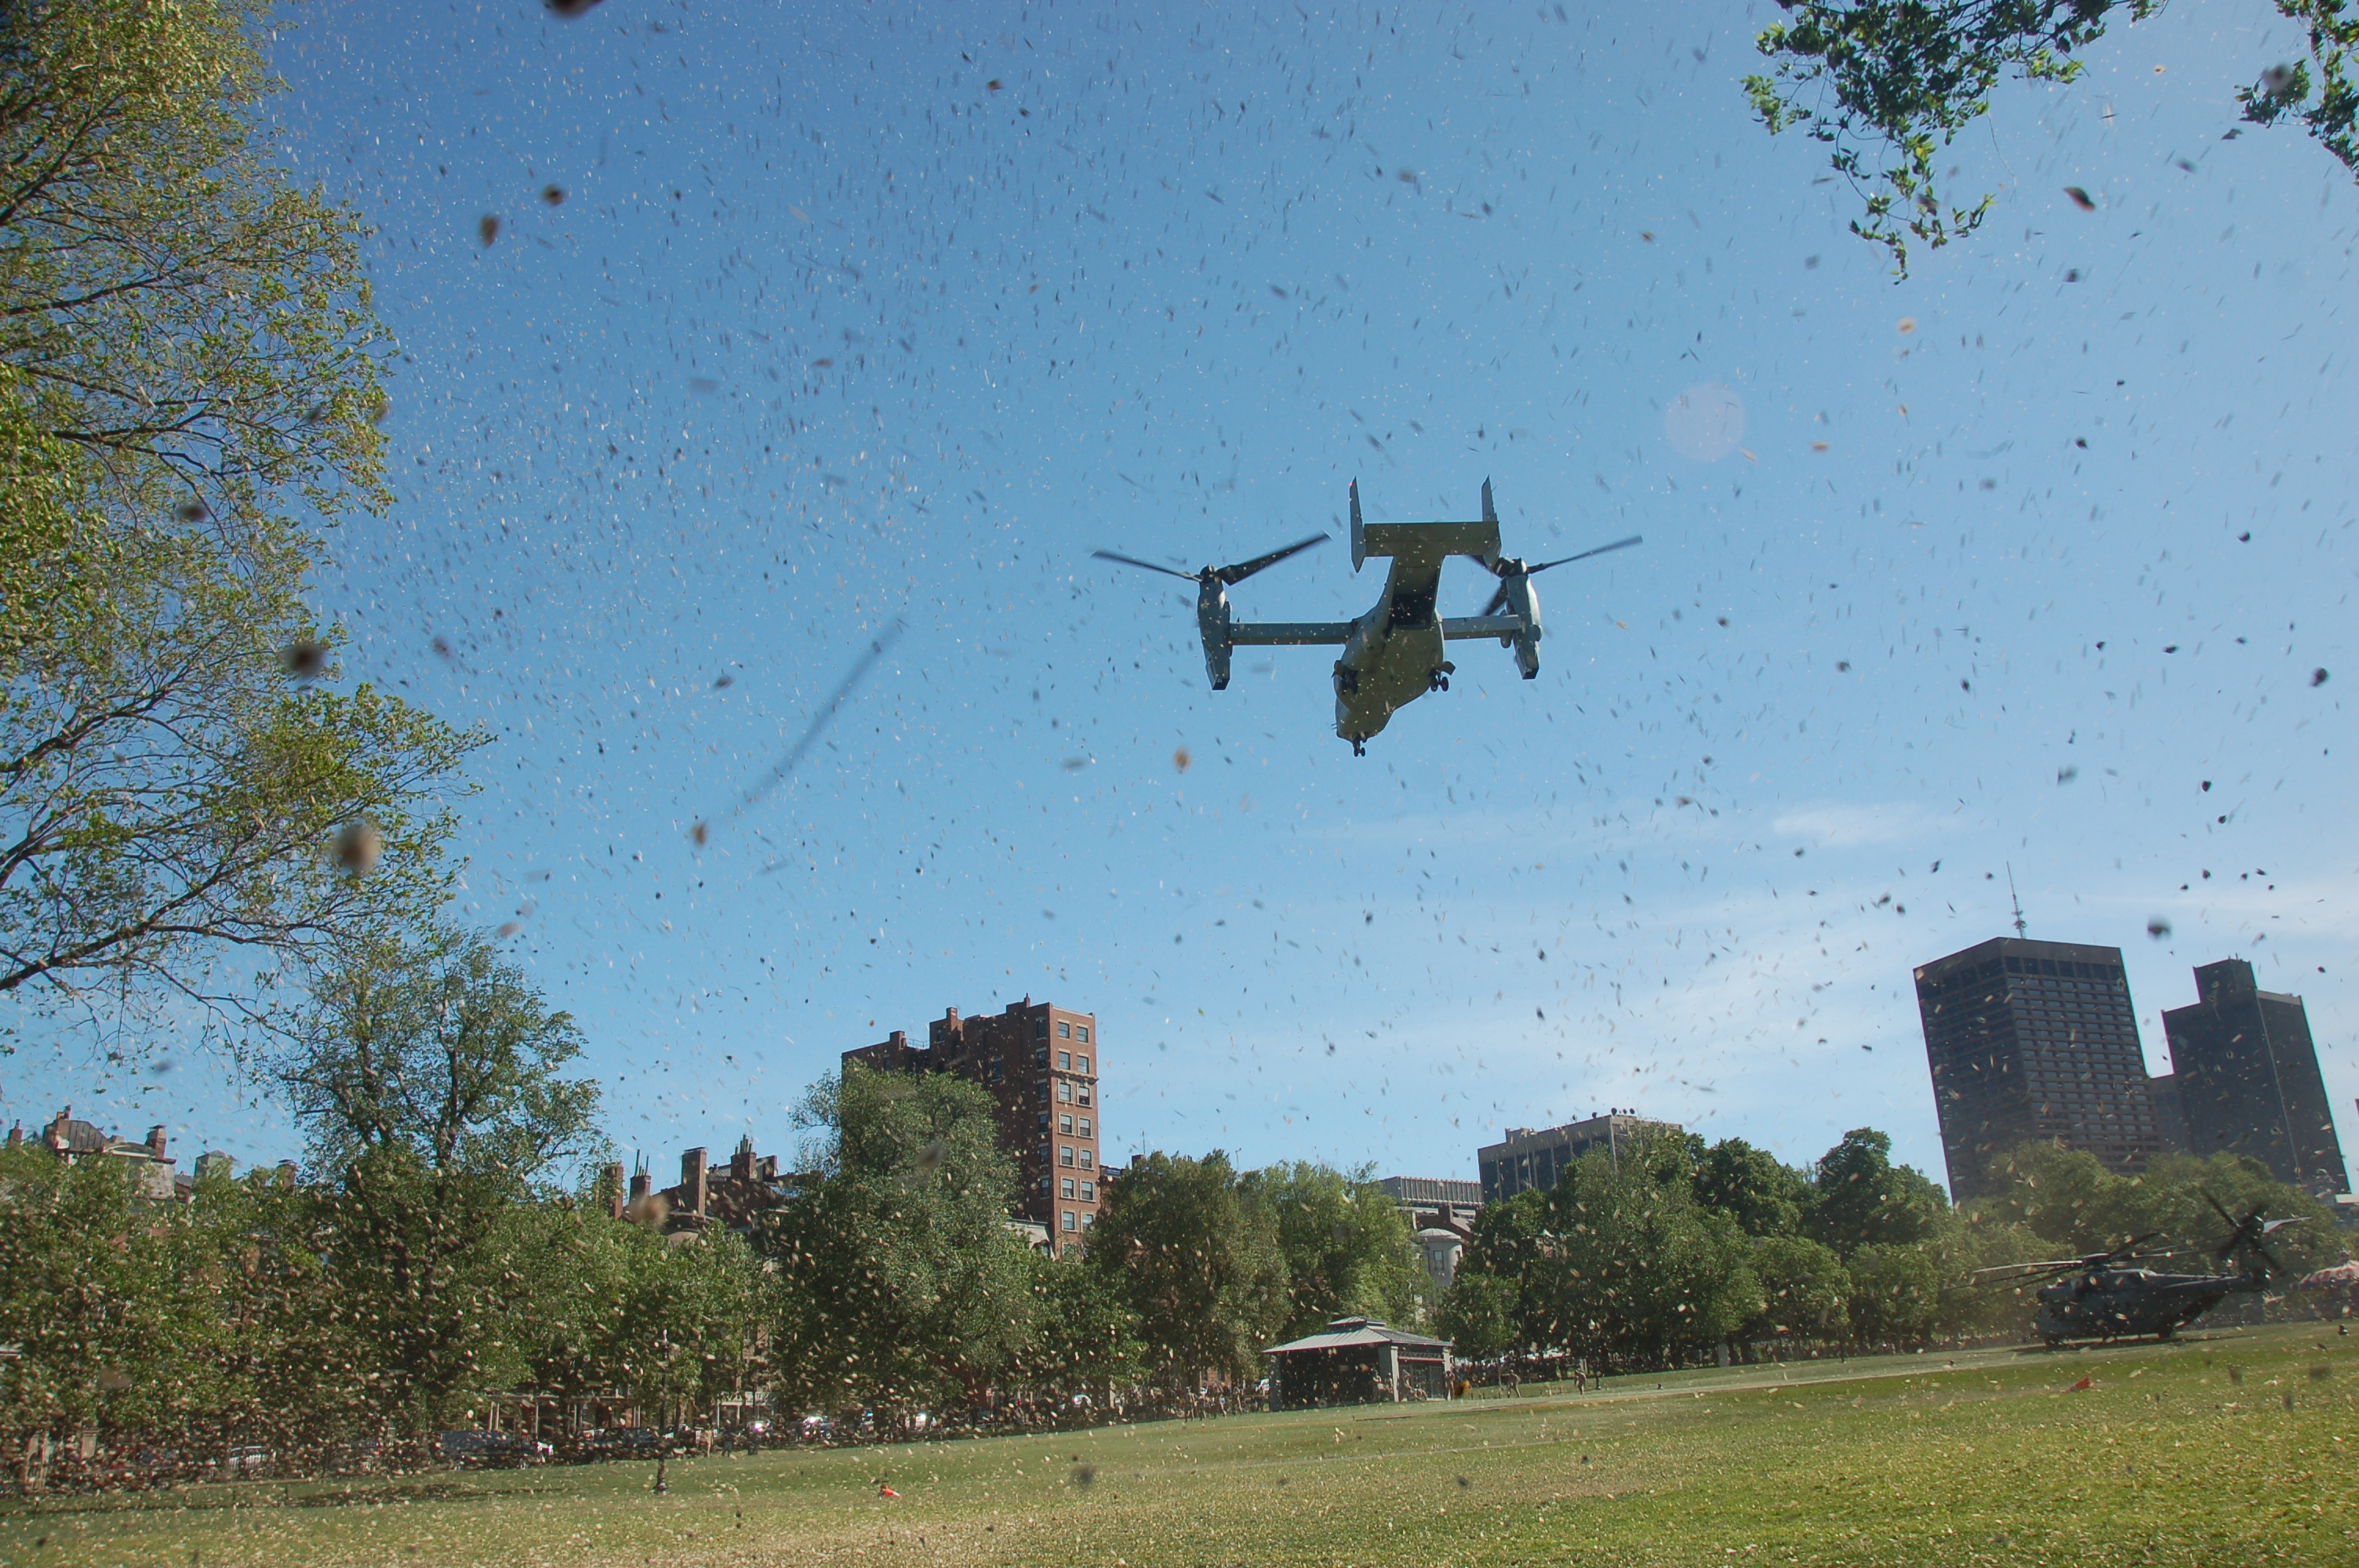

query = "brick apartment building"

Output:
[[845, 998, 1102, 1254]]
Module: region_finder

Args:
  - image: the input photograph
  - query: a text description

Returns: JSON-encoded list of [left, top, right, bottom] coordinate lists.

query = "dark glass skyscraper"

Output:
[[1914, 937, 2165, 1202], [2161, 959, 2350, 1198]]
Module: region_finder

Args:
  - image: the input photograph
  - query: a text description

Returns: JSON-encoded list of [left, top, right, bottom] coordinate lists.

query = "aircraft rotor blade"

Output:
[[1481, 583, 1511, 619], [1972, 1259, 2086, 1279], [2106, 1231, 2164, 1262], [1522, 534, 1644, 575], [1092, 549, 1203, 583], [1215, 532, 1329, 586]]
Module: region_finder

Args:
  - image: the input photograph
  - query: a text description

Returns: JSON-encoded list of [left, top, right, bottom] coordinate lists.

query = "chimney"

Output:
[[731, 1135, 754, 1183], [602, 1160, 627, 1220], [45, 1107, 69, 1152], [682, 1147, 708, 1218], [629, 1163, 652, 1203], [274, 1159, 298, 1186], [146, 1125, 168, 1158], [5, 1123, 20, 1149]]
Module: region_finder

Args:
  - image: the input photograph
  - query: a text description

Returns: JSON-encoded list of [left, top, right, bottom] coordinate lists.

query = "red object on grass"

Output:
[[2069, 1376, 2092, 1392], [878, 1485, 900, 1498]]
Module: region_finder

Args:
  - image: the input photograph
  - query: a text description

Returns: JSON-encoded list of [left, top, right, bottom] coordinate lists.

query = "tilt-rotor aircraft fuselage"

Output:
[[1094, 480, 1639, 753]]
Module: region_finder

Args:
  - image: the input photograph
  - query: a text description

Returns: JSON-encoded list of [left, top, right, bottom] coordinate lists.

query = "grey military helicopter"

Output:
[[1092, 480, 1639, 753], [1974, 1195, 2306, 1347]]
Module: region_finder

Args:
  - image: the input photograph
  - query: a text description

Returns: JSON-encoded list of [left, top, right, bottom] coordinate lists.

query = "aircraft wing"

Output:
[[1230, 621, 1354, 645], [1441, 615, 1525, 640]]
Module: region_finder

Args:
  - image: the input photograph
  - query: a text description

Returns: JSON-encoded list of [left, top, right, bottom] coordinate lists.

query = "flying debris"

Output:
[[279, 639, 327, 681], [692, 622, 906, 842], [1092, 481, 1637, 753], [331, 818, 383, 877]]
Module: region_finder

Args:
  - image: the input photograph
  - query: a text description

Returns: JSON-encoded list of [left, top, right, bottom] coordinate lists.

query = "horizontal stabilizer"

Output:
[[1355, 520, 1500, 565], [1230, 621, 1354, 646]]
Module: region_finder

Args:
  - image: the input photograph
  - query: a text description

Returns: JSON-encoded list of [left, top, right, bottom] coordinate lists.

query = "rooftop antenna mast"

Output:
[[2006, 862, 2027, 938]]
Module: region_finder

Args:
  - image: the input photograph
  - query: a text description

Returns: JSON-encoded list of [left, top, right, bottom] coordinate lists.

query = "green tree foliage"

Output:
[[1016, 1250, 1143, 1414], [273, 927, 601, 1438], [1744, 1, 2359, 273], [1971, 1141, 2346, 1271], [1693, 1137, 1814, 1238], [761, 1064, 1040, 1430], [0, 2, 478, 1039], [172, 1160, 373, 1460], [1746, 1233, 1852, 1348], [0, 1142, 392, 1473], [1543, 1133, 1761, 1370], [1808, 1127, 1955, 1257], [1441, 1189, 1554, 1363], [1434, 1269, 1521, 1363], [507, 1200, 769, 1428], [0, 1143, 203, 1469], [1085, 1150, 1288, 1393], [1845, 1242, 1948, 1348], [1242, 1161, 1424, 1339]]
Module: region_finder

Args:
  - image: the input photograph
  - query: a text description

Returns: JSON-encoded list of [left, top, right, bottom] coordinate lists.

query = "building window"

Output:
[[1060, 1114, 1074, 1134], [1059, 1022, 1071, 1040], [1035, 1021, 1048, 1040], [1078, 1083, 1092, 1105], [1080, 1181, 1095, 1201], [1078, 1117, 1092, 1138], [1077, 1054, 1090, 1073], [1062, 1177, 1076, 1198], [1058, 1080, 1073, 1103], [1079, 1147, 1093, 1170], [1058, 1051, 1071, 1070], [1081, 1212, 1095, 1230], [1038, 1111, 1049, 1129], [1062, 1210, 1077, 1232], [1060, 1145, 1075, 1167], [1077, 1028, 1089, 1044]]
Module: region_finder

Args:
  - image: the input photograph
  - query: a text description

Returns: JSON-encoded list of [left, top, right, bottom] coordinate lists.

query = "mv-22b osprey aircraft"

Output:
[[1095, 480, 1639, 753]]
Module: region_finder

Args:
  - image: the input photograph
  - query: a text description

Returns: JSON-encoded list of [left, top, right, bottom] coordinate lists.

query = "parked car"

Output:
[[438, 1430, 538, 1468]]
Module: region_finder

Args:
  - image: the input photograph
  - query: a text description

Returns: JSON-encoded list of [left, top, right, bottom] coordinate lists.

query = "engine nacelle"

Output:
[[1498, 572, 1543, 679], [1197, 579, 1234, 689]]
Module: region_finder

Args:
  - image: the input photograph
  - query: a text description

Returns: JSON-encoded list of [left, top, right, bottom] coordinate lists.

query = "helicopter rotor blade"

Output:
[[1092, 549, 1203, 583], [2106, 1231, 2164, 1262], [1480, 582, 1512, 619], [1518, 534, 1644, 575], [1214, 532, 1330, 586], [1972, 1257, 2095, 1279]]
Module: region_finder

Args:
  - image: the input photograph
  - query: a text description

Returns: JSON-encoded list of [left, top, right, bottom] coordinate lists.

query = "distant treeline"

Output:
[[6, 920, 2347, 1490], [1436, 1127, 2350, 1372]]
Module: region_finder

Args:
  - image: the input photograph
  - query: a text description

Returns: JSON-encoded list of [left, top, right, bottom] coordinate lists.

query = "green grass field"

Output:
[[5, 1323, 2352, 1568]]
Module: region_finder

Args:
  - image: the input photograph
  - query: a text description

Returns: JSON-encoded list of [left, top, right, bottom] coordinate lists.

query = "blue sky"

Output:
[[9, 0, 2354, 1199]]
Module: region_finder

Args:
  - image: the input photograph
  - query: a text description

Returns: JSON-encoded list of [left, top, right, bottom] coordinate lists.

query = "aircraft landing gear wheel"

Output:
[[1429, 669, 1449, 692], [1351, 737, 1366, 757], [2157, 1324, 2176, 1341], [2042, 1336, 2063, 1350]]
